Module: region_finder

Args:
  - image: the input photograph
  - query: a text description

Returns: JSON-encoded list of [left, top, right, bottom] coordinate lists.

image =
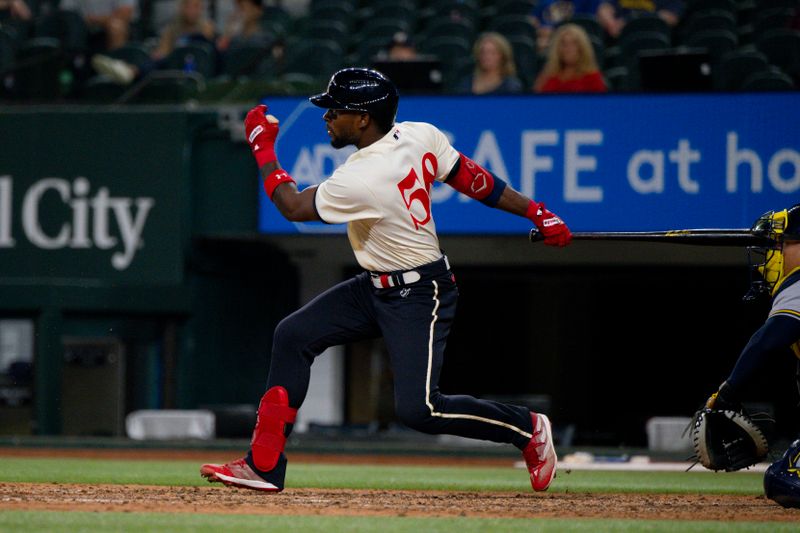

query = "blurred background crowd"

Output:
[[0, 0, 798, 104]]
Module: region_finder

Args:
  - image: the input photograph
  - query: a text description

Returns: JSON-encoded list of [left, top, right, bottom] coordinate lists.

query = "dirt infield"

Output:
[[2, 482, 797, 521], [1, 448, 798, 521]]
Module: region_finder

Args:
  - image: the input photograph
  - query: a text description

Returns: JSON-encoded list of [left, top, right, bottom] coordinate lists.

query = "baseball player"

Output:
[[200, 68, 571, 493], [700, 203, 800, 507]]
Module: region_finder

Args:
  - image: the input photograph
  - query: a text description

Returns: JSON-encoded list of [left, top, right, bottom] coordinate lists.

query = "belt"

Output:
[[369, 255, 450, 289]]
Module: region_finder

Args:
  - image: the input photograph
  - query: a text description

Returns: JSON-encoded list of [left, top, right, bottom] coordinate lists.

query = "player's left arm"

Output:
[[444, 153, 572, 247], [245, 105, 321, 222], [707, 315, 800, 408]]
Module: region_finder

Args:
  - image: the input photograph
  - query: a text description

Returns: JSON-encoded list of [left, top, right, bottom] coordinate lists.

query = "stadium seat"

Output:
[[281, 72, 325, 94], [444, 55, 475, 92], [220, 44, 272, 79], [752, 8, 795, 34], [107, 42, 152, 70], [740, 66, 795, 91], [418, 35, 471, 72], [494, 0, 536, 16], [685, 0, 735, 13], [13, 37, 64, 100], [489, 14, 537, 41], [281, 39, 342, 78], [355, 35, 393, 64], [305, 19, 349, 44], [357, 17, 411, 42], [373, 3, 417, 28], [713, 49, 769, 90], [620, 14, 670, 44], [508, 34, 538, 87], [756, 29, 800, 80], [423, 0, 480, 25], [163, 42, 217, 78], [619, 31, 670, 69], [420, 18, 476, 43], [685, 29, 738, 63], [0, 27, 15, 75], [122, 70, 205, 104], [682, 9, 737, 38], [754, 0, 798, 10], [262, 5, 293, 37], [309, 1, 355, 26], [82, 75, 127, 103], [310, 0, 357, 9], [603, 45, 622, 69], [603, 66, 630, 91], [33, 9, 88, 54], [569, 14, 604, 41]]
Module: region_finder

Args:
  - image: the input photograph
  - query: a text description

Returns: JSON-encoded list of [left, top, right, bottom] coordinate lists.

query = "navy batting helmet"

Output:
[[763, 439, 800, 508], [309, 68, 399, 131]]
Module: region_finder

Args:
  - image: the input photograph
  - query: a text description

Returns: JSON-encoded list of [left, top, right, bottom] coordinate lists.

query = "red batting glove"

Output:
[[244, 104, 279, 167], [526, 201, 572, 247]]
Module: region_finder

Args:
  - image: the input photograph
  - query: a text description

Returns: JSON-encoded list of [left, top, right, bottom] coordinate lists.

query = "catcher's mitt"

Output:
[[689, 408, 769, 472]]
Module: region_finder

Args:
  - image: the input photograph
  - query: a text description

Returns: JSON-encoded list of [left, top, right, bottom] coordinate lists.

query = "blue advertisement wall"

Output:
[[259, 93, 799, 235]]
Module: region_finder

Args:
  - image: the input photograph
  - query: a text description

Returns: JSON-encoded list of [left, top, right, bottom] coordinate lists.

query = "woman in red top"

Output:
[[534, 23, 607, 93]]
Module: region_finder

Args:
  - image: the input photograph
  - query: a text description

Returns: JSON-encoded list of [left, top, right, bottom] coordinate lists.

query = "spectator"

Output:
[[216, 0, 269, 52], [534, 23, 607, 93], [0, 0, 32, 22], [456, 32, 523, 95], [60, 0, 137, 52], [385, 31, 418, 61], [529, 0, 604, 52], [151, 0, 215, 61], [597, 0, 684, 39], [92, 0, 216, 84]]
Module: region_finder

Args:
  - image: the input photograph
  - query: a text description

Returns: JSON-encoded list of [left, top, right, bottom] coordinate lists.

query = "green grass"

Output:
[[0, 511, 793, 533], [0, 456, 779, 532], [0, 456, 764, 494]]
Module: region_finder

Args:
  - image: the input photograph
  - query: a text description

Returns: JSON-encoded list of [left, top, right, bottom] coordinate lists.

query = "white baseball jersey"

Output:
[[315, 121, 460, 272], [768, 268, 800, 357]]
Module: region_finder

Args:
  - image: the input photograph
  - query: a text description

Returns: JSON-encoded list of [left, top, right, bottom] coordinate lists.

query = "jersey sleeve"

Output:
[[769, 282, 800, 322], [429, 125, 460, 182], [314, 165, 383, 224]]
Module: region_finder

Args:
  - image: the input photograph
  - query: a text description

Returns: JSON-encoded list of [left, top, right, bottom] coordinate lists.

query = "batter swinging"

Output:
[[201, 68, 571, 493]]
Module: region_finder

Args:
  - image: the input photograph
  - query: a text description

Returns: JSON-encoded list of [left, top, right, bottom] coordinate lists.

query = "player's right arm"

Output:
[[245, 105, 320, 222], [431, 127, 571, 247]]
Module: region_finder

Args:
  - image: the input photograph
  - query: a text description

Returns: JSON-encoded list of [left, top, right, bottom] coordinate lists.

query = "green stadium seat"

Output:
[[740, 66, 795, 91], [13, 37, 64, 100], [685, 29, 738, 63], [107, 42, 151, 70], [756, 28, 800, 80], [163, 42, 217, 78], [713, 49, 769, 90]]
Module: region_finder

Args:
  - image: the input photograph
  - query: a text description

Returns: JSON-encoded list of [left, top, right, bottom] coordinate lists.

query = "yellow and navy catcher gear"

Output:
[[764, 439, 800, 508], [746, 204, 800, 300]]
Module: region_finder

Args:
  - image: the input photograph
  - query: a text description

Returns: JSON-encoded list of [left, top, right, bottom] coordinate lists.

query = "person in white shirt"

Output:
[[201, 68, 571, 494]]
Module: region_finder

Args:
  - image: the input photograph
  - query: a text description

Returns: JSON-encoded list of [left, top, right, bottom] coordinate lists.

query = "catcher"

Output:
[[691, 203, 800, 507]]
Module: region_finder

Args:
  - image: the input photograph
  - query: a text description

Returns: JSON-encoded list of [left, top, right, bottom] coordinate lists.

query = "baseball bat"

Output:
[[529, 228, 777, 247]]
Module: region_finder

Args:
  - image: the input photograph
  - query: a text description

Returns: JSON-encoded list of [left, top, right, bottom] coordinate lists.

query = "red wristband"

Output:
[[263, 169, 296, 200]]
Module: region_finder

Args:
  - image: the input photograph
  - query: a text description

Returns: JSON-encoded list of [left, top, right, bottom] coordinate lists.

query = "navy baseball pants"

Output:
[[265, 255, 534, 450]]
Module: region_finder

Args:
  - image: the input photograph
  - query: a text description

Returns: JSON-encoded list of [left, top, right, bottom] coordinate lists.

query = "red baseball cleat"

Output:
[[522, 412, 557, 491], [200, 458, 282, 492]]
